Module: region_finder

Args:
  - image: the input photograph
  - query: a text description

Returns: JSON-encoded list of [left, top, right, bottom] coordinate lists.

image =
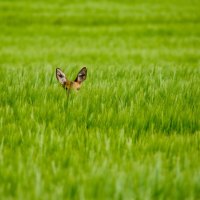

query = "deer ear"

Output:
[[74, 67, 87, 83], [56, 68, 67, 86]]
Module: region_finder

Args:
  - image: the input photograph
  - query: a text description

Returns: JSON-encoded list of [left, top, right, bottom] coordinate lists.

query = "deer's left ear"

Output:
[[56, 68, 67, 87], [74, 67, 87, 83]]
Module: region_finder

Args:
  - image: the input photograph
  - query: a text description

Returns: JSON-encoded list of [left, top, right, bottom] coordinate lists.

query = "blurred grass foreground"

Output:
[[0, 0, 200, 199]]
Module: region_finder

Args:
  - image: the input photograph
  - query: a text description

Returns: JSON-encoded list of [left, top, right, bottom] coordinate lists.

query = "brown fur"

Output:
[[56, 67, 87, 91]]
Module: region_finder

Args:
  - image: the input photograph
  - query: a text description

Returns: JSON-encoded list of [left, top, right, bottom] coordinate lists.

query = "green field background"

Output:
[[0, 0, 200, 199]]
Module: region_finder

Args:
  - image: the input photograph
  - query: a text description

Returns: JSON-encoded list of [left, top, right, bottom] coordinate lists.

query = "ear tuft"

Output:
[[75, 67, 87, 83], [56, 68, 67, 86]]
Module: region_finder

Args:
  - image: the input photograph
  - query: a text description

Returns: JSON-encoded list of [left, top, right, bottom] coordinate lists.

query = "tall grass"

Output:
[[0, 0, 200, 199]]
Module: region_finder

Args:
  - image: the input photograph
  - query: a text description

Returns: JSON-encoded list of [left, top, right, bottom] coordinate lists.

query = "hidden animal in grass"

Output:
[[56, 67, 87, 92]]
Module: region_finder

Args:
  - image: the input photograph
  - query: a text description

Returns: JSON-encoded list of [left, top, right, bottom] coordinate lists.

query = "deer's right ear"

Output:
[[56, 68, 67, 87]]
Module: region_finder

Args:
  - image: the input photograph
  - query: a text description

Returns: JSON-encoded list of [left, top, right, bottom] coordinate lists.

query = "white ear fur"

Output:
[[75, 67, 87, 82], [56, 68, 67, 86]]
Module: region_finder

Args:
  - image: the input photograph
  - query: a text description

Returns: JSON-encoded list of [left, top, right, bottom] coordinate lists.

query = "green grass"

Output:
[[0, 0, 200, 199]]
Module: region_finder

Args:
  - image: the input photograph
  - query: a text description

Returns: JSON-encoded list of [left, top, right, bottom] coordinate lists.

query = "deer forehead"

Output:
[[72, 81, 81, 89]]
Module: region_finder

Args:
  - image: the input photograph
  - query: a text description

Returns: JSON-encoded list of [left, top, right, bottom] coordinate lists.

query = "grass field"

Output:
[[0, 0, 200, 199]]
